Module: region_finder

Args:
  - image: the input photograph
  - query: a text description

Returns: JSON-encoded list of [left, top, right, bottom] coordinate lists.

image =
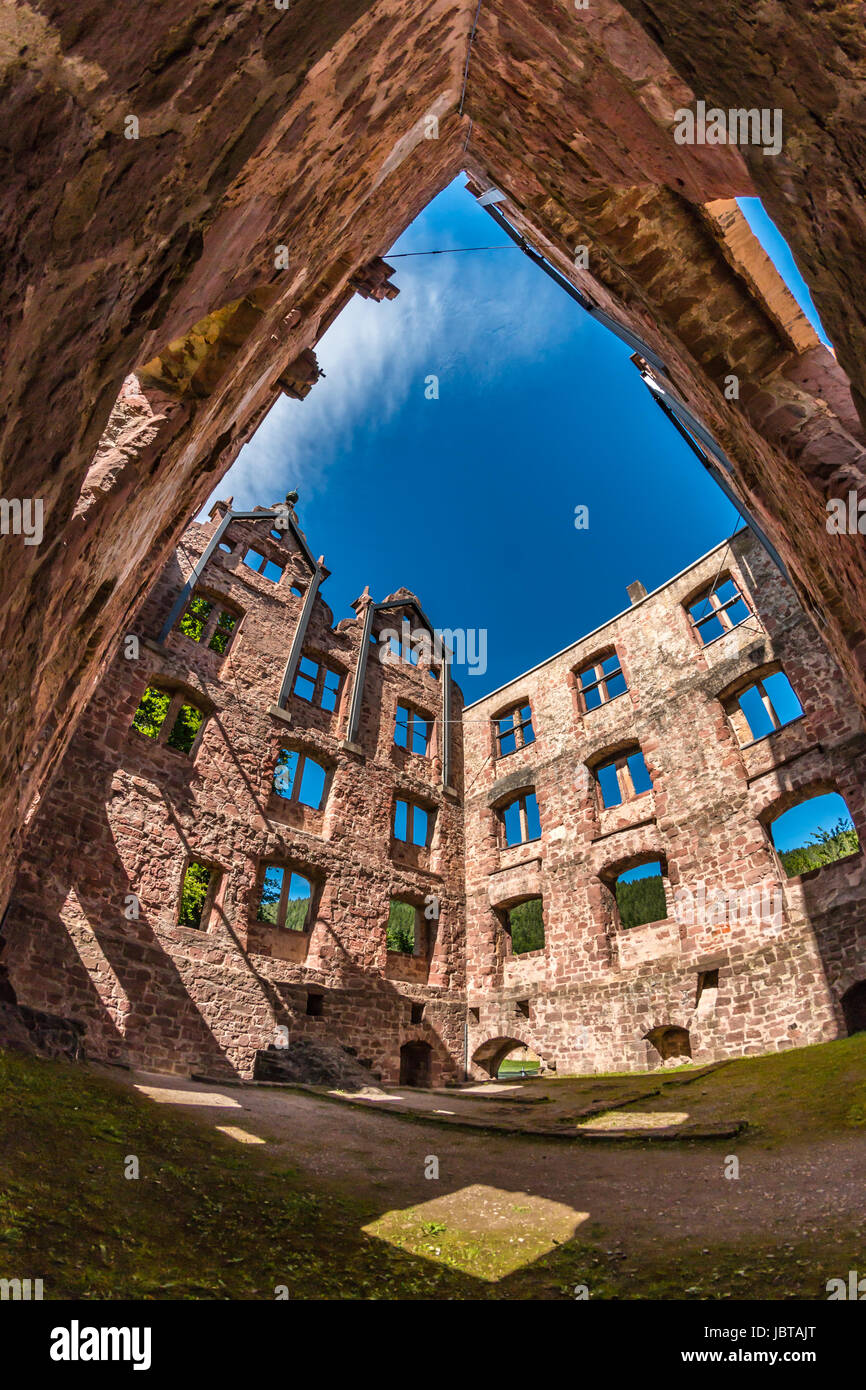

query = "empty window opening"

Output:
[[131, 685, 207, 755], [494, 703, 535, 757], [242, 547, 285, 583], [290, 582, 305, 598], [732, 670, 803, 742], [257, 866, 315, 932], [695, 968, 720, 1013], [516, 998, 530, 1018], [306, 991, 323, 1017], [399, 1040, 431, 1086], [595, 748, 652, 809], [410, 1001, 425, 1024], [468, 1007, 480, 1023], [177, 592, 240, 656], [768, 792, 860, 878], [577, 651, 627, 711], [393, 798, 430, 848], [688, 576, 751, 645], [614, 860, 667, 929], [394, 703, 432, 755], [387, 898, 419, 954], [645, 1025, 692, 1061], [841, 982, 866, 1036], [500, 791, 541, 847], [178, 860, 218, 930], [273, 748, 328, 809], [217, 541, 233, 554], [505, 897, 545, 954], [292, 654, 342, 711]]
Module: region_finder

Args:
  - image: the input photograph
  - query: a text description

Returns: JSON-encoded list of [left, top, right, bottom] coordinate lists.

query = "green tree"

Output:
[[179, 861, 212, 928], [510, 898, 544, 953]]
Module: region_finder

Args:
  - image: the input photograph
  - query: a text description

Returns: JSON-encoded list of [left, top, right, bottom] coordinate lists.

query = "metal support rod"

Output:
[[479, 201, 670, 377], [441, 656, 452, 789], [646, 389, 793, 583], [157, 510, 234, 643], [277, 566, 323, 707], [346, 601, 377, 745]]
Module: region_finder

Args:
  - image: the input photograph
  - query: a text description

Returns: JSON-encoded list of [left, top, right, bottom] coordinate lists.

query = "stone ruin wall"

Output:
[[2, 0, 866, 934], [3, 517, 866, 1081], [463, 529, 866, 1077], [1, 504, 467, 1082]]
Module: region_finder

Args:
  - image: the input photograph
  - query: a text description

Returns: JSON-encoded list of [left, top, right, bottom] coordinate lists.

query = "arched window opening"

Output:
[[273, 748, 328, 810], [576, 650, 627, 712], [645, 1025, 691, 1061], [257, 865, 316, 932], [502, 897, 545, 954], [498, 790, 541, 846], [841, 982, 866, 1036], [594, 747, 652, 809], [767, 792, 859, 878]]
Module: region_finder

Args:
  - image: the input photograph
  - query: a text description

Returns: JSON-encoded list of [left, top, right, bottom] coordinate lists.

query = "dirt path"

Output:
[[124, 1069, 866, 1265]]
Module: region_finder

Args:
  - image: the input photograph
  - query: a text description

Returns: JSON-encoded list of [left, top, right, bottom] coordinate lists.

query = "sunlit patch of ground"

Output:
[[365, 1184, 587, 1279], [576, 1110, 690, 1131]]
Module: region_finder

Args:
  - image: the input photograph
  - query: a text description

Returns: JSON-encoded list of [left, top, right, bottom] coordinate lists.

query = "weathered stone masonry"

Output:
[[3, 518, 865, 1080], [2, 501, 466, 1082], [464, 529, 866, 1076]]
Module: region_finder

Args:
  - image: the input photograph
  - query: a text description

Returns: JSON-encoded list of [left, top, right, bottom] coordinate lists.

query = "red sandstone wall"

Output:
[[2, 505, 466, 1081], [463, 530, 866, 1075]]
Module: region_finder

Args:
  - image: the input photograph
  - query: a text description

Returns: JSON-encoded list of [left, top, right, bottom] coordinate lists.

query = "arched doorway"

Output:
[[645, 1025, 692, 1061], [399, 1040, 432, 1087], [471, 1035, 542, 1079], [841, 982, 866, 1035]]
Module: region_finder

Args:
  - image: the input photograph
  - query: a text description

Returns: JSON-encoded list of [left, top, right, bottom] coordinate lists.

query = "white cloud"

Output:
[[206, 248, 579, 514]]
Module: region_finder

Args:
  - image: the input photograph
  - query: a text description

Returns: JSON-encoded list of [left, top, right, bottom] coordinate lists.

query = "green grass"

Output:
[[1, 1037, 865, 1300]]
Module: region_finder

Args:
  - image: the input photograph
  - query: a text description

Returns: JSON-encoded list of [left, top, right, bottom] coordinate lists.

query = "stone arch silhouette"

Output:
[[471, 1035, 541, 1079], [644, 1024, 692, 1062]]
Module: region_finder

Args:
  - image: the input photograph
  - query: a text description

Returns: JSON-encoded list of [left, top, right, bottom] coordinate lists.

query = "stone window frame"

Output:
[[498, 894, 546, 957], [574, 647, 628, 713], [717, 662, 805, 747], [685, 572, 755, 647], [240, 545, 286, 584], [291, 651, 344, 712], [394, 699, 434, 757], [174, 587, 244, 658], [385, 895, 430, 958], [176, 855, 224, 932], [496, 787, 542, 848], [130, 681, 211, 759], [591, 744, 653, 811], [392, 794, 434, 850], [254, 860, 321, 934], [600, 852, 673, 934], [758, 782, 862, 883], [492, 699, 535, 759], [271, 745, 332, 811]]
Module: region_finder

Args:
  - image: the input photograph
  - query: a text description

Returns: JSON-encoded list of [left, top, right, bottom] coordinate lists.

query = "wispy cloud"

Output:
[[206, 247, 577, 514]]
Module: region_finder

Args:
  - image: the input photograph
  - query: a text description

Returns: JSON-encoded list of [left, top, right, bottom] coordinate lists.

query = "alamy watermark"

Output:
[[0, 498, 43, 545], [825, 491, 866, 534], [378, 617, 487, 677], [673, 101, 783, 158], [673, 880, 783, 933]]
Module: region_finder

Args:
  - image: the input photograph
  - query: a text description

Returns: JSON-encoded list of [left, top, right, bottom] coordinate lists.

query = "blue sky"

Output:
[[211, 178, 828, 708]]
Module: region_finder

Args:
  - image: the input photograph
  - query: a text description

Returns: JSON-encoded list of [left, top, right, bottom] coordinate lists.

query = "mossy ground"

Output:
[[0, 1036, 864, 1300]]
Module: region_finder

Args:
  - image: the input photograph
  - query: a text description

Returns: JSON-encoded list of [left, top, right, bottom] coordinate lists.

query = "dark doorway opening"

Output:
[[645, 1025, 692, 1061], [841, 982, 866, 1035], [399, 1040, 432, 1087]]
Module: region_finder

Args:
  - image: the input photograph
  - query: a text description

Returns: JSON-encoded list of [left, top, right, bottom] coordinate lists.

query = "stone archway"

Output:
[[471, 1035, 538, 1079], [645, 1025, 692, 1062], [841, 982, 866, 1036]]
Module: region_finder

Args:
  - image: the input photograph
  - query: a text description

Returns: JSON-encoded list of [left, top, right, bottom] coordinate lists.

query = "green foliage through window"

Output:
[[166, 703, 206, 754], [508, 898, 544, 954], [179, 861, 213, 929], [616, 873, 667, 929], [209, 609, 237, 654], [778, 817, 859, 879], [178, 595, 212, 643], [132, 686, 171, 740], [387, 899, 416, 954]]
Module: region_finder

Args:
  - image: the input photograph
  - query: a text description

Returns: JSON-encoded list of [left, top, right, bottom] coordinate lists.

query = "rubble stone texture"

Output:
[[2, 517, 864, 1080], [1, 0, 866, 931]]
